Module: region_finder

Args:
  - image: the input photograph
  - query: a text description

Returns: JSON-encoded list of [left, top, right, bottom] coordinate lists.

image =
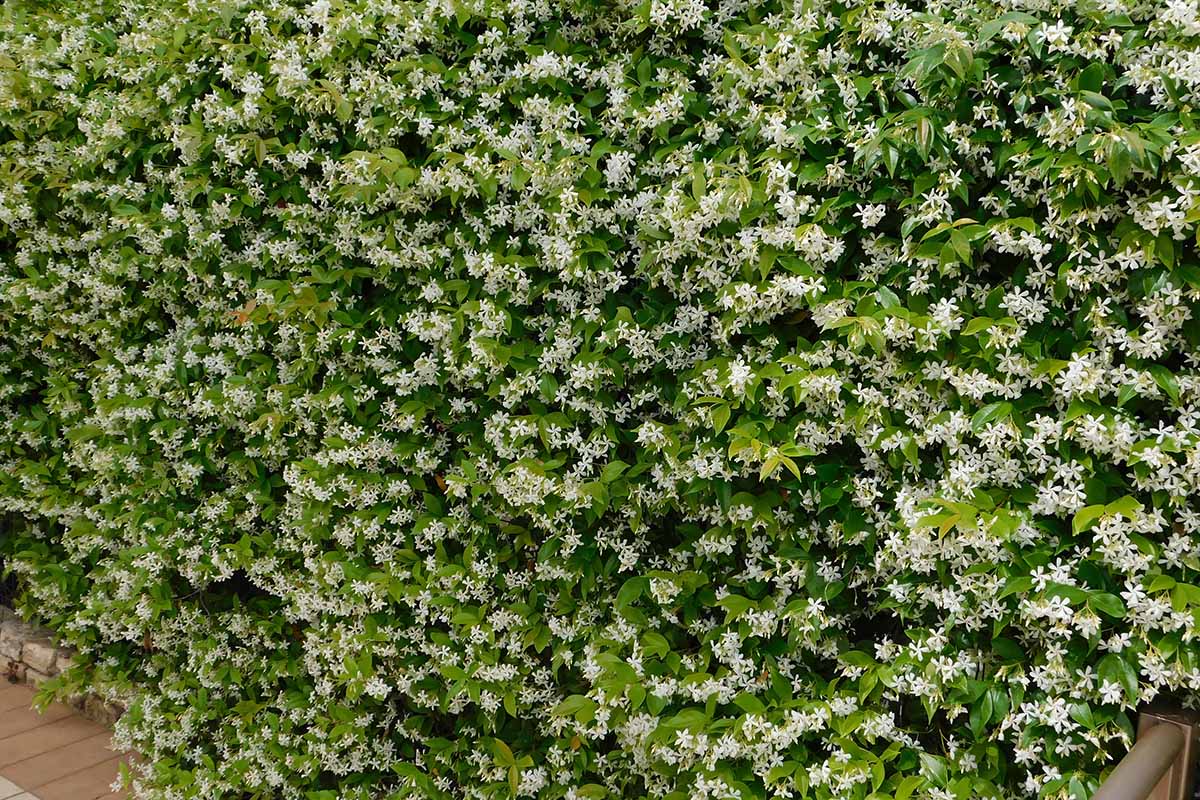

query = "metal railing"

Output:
[[1094, 709, 1199, 800]]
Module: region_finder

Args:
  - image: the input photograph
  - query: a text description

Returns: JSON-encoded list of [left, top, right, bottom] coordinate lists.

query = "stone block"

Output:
[[2, 659, 26, 683], [24, 667, 51, 687], [0, 619, 31, 660], [103, 701, 125, 725], [82, 693, 119, 724], [21, 637, 56, 674], [83, 693, 104, 715]]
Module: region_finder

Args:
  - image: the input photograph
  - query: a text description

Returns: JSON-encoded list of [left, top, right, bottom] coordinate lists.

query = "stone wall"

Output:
[[0, 605, 123, 726]]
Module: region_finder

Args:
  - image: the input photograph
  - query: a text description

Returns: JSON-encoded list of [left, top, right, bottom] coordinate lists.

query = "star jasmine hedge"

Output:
[[2, 0, 1200, 798]]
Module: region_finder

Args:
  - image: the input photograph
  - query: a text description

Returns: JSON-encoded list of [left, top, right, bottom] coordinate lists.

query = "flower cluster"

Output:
[[2, 0, 1200, 799]]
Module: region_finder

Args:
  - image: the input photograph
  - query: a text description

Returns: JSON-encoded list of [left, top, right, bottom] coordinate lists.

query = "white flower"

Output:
[[364, 677, 392, 700], [1099, 680, 1124, 704], [1041, 20, 1073, 52], [727, 359, 754, 395], [855, 203, 887, 228]]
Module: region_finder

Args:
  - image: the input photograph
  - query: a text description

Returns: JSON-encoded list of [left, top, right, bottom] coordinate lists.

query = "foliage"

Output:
[[2, 0, 1200, 798]]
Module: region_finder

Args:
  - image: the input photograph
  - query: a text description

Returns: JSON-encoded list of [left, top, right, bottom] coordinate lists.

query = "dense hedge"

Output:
[[3, 0, 1200, 798]]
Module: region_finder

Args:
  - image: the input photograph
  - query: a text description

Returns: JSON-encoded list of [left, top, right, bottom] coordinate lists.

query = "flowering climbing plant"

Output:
[[2, 0, 1200, 798]]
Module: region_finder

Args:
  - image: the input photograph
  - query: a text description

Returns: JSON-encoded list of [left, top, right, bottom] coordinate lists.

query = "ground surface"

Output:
[[0, 683, 126, 800]]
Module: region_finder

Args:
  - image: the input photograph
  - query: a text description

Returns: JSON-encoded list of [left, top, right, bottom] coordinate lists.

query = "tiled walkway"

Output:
[[0, 683, 126, 800]]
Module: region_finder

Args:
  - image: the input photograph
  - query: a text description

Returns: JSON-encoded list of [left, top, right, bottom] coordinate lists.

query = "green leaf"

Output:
[[840, 650, 874, 667], [552, 695, 596, 716], [992, 637, 1024, 662], [1069, 702, 1097, 730], [915, 116, 933, 159], [716, 593, 755, 620], [1076, 62, 1105, 93], [616, 576, 648, 610], [1080, 91, 1113, 112], [942, 43, 972, 80], [600, 460, 630, 483], [1171, 582, 1200, 610], [1147, 364, 1181, 404], [1072, 504, 1107, 535], [759, 456, 781, 481], [918, 753, 949, 786], [882, 142, 900, 177], [1109, 143, 1132, 186], [660, 708, 708, 730], [962, 317, 995, 336], [970, 401, 1012, 433], [491, 738, 516, 767], [1045, 583, 1089, 605], [999, 576, 1033, 599], [637, 56, 652, 84], [968, 689, 993, 736], [895, 776, 924, 800], [642, 631, 670, 658], [1148, 574, 1177, 593], [711, 404, 731, 435], [1117, 382, 1139, 407], [877, 286, 900, 310], [1088, 592, 1126, 618], [1105, 495, 1142, 519], [1098, 654, 1139, 702], [692, 163, 706, 201], [732, 692, 766, 713], [949, 229, 972, 264], [778, 454, 802, 480]]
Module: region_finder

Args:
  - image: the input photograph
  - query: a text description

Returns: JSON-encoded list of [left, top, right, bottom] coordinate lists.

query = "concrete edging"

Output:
[[0, 774, 40, 800], [0, 606, 123, 727]]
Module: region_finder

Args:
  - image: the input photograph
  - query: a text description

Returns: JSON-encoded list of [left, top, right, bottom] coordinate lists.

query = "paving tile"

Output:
[[0, 687, 34, 713], [0, 702, 72, 740], [0, 685, 27, 701], [3, 726, 116, 780], [0, 775, 24, 799], [0, 688, 129, 800], [31, 754, 125, 800]]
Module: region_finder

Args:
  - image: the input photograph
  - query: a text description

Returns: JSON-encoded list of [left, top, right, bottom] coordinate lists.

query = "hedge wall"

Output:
[[2, 0, 1200, 798]]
